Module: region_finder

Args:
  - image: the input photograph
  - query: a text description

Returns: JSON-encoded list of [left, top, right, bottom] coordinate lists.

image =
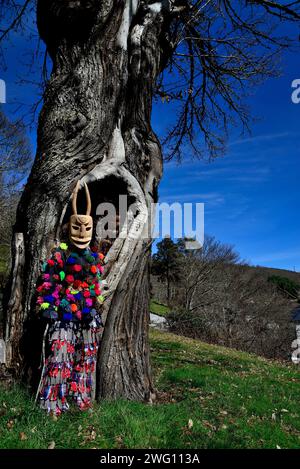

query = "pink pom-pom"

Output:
[[76, 311, 82, 320]]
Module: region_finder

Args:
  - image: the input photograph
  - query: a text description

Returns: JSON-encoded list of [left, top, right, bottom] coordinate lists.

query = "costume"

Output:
[[36, 181, 106, 415]]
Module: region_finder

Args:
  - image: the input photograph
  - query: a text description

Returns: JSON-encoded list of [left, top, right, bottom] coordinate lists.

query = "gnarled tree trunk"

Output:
[[3, 0, 171, 401]]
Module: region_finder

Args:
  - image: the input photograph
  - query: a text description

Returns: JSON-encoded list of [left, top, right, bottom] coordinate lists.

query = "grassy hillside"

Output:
[[150, 299, 170, 317], [257, 265, 300, 283], [0, 329, 300, 449]]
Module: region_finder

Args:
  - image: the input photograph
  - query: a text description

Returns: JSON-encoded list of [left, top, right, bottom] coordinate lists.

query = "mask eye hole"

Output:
[[72, 225, 79, 230], [86, 227, 92, 231]]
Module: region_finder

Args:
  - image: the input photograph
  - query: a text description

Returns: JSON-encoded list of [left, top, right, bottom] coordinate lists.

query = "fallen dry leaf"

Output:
[[19, 432, 27, 441], [202, 420, 217, 431], [115, 435, 125, 448], [48, 441, 55, 449], [188, 419, 193, 429], [80, 425, 97, 445], [6, 419, 14, 430]]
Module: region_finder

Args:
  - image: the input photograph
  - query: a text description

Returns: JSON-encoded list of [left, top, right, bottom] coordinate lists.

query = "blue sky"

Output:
[[152, 48, 300, 271], [1, 17, 300, 271]]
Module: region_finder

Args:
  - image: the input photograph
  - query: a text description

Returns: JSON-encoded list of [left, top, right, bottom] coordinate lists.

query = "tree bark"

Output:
[[3, 0, 171, 401]]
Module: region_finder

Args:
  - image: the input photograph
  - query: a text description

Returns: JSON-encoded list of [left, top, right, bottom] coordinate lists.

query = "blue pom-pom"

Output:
[[44, 295, 55, 304], [63, 313, 72, 321], [67, 257, 76, 264], [82, 307, 90, 314]]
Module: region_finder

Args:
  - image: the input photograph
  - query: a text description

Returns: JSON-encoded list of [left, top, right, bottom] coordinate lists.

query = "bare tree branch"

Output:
[[158, 0, 300, 160], [1, 1, 299, 161]]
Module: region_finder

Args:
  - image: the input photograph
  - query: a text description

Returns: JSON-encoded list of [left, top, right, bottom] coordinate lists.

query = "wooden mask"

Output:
[[69, 181, 93, 249]]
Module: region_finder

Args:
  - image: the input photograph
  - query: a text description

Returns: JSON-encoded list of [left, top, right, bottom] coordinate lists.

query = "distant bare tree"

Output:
[[172, 235, 240, 311], [166, 261, 295, 360], [0, 109, 32, 246]]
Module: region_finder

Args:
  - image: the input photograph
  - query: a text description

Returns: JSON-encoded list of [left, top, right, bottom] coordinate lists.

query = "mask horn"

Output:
[[72, 180, 80, 215], [84, 182, 91, 216]]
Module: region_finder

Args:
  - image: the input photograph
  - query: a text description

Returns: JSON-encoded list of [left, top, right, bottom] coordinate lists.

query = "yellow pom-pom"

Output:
[[97, 295, 104, 303], [41, 302, 50, 309], [60, 243, 68, 250]]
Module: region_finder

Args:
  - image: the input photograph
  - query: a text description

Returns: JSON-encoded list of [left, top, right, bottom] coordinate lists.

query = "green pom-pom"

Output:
[[60, 299, 69, 308], [60, 243, 68, 250], [59, 271, 65, 281], [97, 295, 104, 303], [85, 253, 94, 263], [41, 302, 50, 309]]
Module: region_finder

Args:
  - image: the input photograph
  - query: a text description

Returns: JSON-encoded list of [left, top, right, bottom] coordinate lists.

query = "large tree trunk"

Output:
[[3, 0, 170, 401]]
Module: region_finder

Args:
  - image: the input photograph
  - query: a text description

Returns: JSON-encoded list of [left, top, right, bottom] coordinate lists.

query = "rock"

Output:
[[149, 313, 168, 331]]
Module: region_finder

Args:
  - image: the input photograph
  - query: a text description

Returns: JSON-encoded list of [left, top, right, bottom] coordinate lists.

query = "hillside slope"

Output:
[[0, 329, 299, 449]]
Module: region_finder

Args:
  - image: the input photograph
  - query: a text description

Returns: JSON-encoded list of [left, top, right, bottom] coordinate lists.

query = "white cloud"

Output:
[[228, 132, 294, 147], [159, 191, 225, 205], [187, 165, 270, 183]]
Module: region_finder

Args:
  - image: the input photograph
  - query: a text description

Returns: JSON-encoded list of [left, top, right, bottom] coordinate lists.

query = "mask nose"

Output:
[[79, 225, 85, 237]]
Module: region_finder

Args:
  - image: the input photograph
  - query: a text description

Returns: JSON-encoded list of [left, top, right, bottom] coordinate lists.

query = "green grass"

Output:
[[150, 299, 170, 317], [0, 329, 300, 449]]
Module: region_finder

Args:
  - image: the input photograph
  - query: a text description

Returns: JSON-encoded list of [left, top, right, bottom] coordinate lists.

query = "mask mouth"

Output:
[[71, 237, 91, 244], [72, 244, 90, 249], [71, 243, 91, 252]]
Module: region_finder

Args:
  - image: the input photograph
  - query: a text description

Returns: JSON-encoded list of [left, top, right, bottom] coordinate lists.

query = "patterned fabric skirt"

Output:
[[37, 314, 104, 416]]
